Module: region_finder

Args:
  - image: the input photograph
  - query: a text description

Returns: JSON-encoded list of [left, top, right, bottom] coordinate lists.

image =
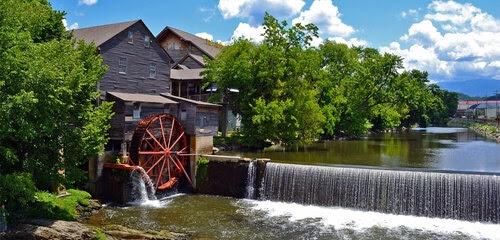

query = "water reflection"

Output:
[[221, 127, 500, 173]]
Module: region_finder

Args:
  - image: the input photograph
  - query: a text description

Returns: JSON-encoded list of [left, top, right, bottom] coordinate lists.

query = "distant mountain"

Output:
[[456, 92, 481, 101], [438, 79, 500, 97], [485, 94, 500, 101]]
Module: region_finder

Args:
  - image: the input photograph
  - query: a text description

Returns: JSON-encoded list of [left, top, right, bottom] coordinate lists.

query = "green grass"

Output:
[[93, 229, 107, 240], [27, 189, 92, 221]]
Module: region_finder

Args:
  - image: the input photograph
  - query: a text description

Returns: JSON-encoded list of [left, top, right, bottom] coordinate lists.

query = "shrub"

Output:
[[0, 173, 37, 215], [196, 156, 210, 187], [27, 189, 92, 221]]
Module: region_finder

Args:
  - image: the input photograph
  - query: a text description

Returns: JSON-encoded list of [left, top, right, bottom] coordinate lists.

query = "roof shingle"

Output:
[[72, 20, 139, 46], [158, 27, 222, 58]]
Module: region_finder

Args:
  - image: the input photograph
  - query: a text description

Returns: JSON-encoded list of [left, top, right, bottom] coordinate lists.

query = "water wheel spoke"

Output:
[[172, 155, 192, 184], [159, 115, 168, 149], [156, 157, 167, 188], [169, 131, 185, 150], [146, 129, 166, 151], [139, 151, 166, 155], [171, 147, 187, 155], [146, 155, 165, 175], [167, 118, 175, 148]]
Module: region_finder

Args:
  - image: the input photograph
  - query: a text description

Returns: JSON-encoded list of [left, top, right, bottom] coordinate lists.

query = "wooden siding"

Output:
[[159, 33, 208, 64], [195, 107, 219, 136], [179, 56, 204, 69], [108, 94, 219, 141], [99, 22, 172, 95]]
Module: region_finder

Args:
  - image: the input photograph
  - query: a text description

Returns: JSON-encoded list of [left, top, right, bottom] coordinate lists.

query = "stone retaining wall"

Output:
[[195, 155, 269, 198]]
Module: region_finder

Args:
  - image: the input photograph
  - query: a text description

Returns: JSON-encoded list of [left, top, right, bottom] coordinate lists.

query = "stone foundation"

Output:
[[195, 155, 270, 198]]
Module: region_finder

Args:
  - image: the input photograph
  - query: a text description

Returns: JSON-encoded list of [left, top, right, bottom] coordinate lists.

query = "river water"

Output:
[[86, 128, 500, 239], [222, 127, 500, 173]]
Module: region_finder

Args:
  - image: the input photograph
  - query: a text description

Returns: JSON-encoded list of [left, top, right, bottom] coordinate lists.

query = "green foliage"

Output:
[[0, 0, 113, 190], [27, 189, 91, 221], [206, 13, 458, 146], [94, 229, 107, 240], [196, 156, 210, 187], [0, 173, 37, 215], [204, 13, 324, 146]]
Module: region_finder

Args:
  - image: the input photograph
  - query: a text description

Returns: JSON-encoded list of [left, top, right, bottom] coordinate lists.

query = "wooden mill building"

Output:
[[72, 20, 220, 160], [156, 26, 222, 101]]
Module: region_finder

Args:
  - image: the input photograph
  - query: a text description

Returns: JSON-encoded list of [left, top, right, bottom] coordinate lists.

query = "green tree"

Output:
[[204, 13, 324, 147], [0, 0, 113, 190]]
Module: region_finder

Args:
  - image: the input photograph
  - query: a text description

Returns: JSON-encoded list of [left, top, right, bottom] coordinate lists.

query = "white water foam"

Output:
[[246, 200, 500, 240], [127, 193, 185, 208]]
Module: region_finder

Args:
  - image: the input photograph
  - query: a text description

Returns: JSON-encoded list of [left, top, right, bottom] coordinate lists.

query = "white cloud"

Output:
[[401, 9, 420, 19], [231, 22, 265, 43], [62, 19, 79, 30], [292, 0, 354, 38], [79, 0, 97, 6], [195, 32, 214, 41], [381, 0, 500, 82], [329, 37, 368, 47], [218, 0, 305, 23]]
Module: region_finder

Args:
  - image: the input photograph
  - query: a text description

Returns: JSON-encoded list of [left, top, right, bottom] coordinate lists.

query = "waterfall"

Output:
[[260, 163, 500, 223], [129, 167, 157, 203], [245, 161, 258, 199]]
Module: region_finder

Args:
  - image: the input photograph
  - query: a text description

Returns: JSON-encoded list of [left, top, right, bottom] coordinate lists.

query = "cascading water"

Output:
[[129, 167, 157, 203], [245, 161, 258, 199], [260, 163, 500, 223]]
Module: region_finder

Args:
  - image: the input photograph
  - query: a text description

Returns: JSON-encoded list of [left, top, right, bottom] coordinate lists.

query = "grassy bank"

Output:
[[448, 118, 500, 143]]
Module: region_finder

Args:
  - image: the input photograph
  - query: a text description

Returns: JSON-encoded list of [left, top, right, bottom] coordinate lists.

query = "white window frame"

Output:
[[118, 57, 127, 74], [127, 31, 134, 44], [149, 63, 157, 79]]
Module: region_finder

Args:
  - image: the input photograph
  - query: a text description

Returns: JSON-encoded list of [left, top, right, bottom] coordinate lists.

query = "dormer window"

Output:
[[127, 31, 134, 44], [144, 35, 151, 48]]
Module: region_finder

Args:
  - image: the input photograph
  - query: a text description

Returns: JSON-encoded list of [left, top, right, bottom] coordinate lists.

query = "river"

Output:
[[221, 127, 500, 173], [86, 127, 500, 239]]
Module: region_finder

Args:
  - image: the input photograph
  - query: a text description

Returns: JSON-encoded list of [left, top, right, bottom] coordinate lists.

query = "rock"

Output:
[[103, 224, 188, 240], [0, 220, 95, 240], [77, 199, 102, 221]]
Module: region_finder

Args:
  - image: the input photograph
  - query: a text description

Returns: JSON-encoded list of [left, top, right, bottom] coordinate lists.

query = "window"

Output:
[[149, 63, 157, 78], [127, 31, 134, 43], [133, 103, 141, 119], [118, 57, 127, 74], [180, 109, 187, 121], [144, 35, 151, 48]]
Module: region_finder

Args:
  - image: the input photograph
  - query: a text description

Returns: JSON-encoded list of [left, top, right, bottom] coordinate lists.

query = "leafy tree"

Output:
[[205, 13, 456, 147], [204, 13, 324, 147], [0, 0, 113, 190]]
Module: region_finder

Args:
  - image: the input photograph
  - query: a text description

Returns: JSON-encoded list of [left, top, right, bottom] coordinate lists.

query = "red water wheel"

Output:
[[129, 114, 192, 191]]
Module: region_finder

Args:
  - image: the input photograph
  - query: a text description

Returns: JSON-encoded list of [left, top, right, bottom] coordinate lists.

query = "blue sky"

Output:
[[52, 0, 499, 85]]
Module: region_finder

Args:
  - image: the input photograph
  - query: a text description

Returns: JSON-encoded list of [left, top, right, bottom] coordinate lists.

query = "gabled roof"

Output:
[[107, 92, 178, 104], [161, 93, 221, 107], [72, 20, 140, 47], [187, 53, 206, 66], [157, 26, 222, 58], [172, 53, 206, 69], [170, 69, 204, 80]]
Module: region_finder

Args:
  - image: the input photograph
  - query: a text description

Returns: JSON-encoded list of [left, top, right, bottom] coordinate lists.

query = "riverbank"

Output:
[[447, 118, 500, 143], [0, 188, 189, 240]]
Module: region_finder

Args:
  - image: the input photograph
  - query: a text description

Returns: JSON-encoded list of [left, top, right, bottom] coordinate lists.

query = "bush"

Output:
[[0, 173, 37, 215], [196, 156, 210, 187], [27, 189, 92, 221]]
